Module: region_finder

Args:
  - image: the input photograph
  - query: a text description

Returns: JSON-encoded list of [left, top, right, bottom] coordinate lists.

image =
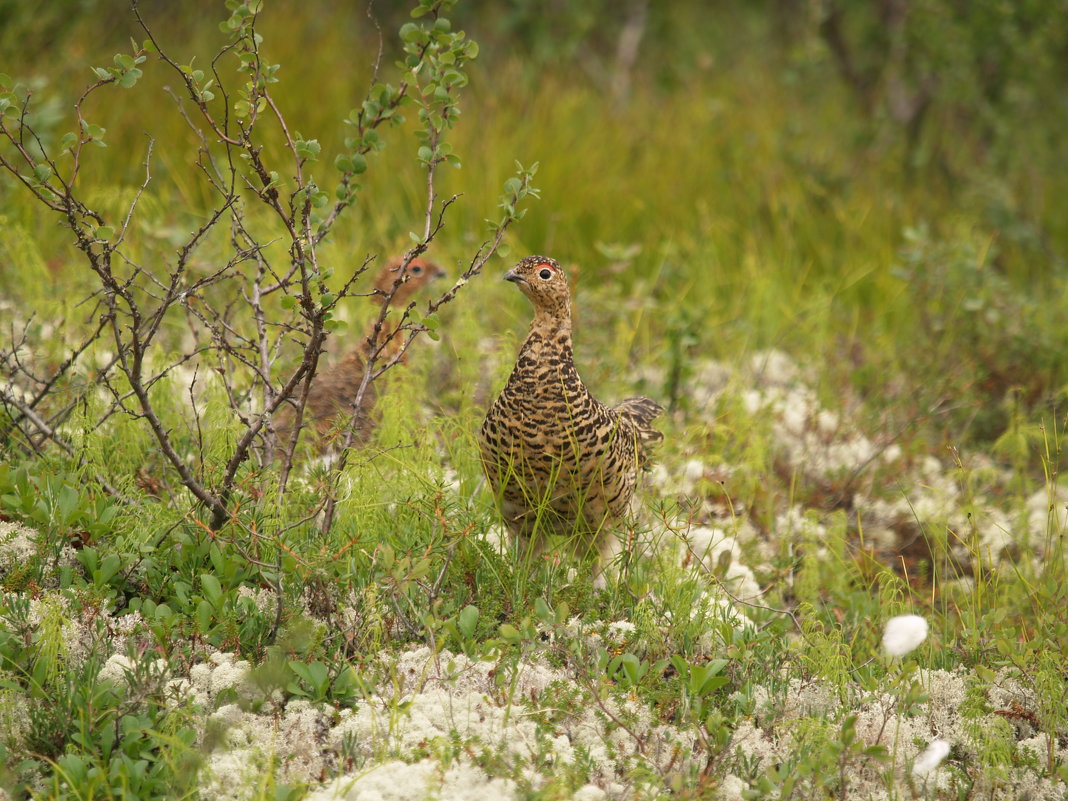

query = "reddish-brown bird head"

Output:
[[503, 255, 571, 318], [373, 257, 446, 306]]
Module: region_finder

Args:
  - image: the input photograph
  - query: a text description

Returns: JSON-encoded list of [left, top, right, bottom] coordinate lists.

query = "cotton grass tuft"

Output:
[[882, 614, 928, 657], [912, 739, 951, 776]]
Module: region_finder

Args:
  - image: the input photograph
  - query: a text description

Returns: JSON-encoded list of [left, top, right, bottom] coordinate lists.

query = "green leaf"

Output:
[[77, 546, 100, 576], [399, 23, 422, 43], [95, 225, 114, 241], [117, 68, 142, 89], [619, 653, 644, 684], [98, 555, 121, 585], [555, 602, 569, 624], [57, 754, 88, 783], [534, 597, 553, 623], [208, 543, 229, 576], [200, 573, 223, 606], [173, 580, 191, 605], [330, 666, 359, 703], [498, 623, 521, 643], [289, 660, 329, 693], [458, 605, 479, 639], [82, 122, 107, 142], [33, 164, 53, 183], [295, 137, 321, 161], [196, 600, 214, 632]]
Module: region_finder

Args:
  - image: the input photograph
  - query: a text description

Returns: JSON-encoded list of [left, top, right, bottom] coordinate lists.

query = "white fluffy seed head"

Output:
[[882, 614, 928, 657], [912, 739, 951, 776]]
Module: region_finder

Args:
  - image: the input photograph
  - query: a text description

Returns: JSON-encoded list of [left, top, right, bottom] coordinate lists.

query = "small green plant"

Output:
[[829, 715, 891, 800], [0, 600, 198, 800], [671, 655, 730, 722]]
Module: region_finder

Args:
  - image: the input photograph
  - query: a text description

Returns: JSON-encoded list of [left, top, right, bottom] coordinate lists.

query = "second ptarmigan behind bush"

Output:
[[480, 255, 663, 559], [274, 257, 444, 457]]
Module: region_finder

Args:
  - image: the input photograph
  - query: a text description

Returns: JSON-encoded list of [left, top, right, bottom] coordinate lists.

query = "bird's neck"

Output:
[[507, 307, 582, 403], [527, 307, 573, 354], [359, 303, 406, 363]]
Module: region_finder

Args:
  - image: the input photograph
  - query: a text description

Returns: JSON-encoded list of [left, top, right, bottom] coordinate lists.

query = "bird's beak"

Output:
[[503, 268, 524, 284]]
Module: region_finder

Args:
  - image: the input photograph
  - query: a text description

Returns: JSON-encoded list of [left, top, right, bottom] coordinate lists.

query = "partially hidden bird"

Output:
[[274, 256, 445, 456], [479, 255, 663, 559]]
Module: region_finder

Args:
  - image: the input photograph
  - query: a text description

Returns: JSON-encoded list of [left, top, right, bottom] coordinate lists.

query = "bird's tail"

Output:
[[614, 396, 664, 460]]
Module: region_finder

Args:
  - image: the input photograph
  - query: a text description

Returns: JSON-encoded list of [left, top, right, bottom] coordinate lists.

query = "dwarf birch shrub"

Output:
[[0, 1, 542, 794], [0, 0, 538, 534]]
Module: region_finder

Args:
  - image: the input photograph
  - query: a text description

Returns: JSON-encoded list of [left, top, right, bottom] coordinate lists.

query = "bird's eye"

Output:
[[411, 265, 423, 275], [538, 268, 552, 280]]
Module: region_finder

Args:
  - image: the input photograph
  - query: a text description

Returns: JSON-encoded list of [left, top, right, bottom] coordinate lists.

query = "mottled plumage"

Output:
[[274, 257, 444, 455], [479, 255, 663, 554]]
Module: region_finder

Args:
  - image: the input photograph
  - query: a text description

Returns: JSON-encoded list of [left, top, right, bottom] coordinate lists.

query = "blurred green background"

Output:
[[3, 0, 1067, 447]]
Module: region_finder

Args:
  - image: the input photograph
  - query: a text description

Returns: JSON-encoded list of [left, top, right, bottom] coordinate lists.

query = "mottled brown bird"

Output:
[[274, 256, 445, 456], [479, 255, 663, 557]]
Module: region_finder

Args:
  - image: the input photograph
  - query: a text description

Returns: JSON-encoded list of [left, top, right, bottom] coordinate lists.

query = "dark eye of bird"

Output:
[[412, 265, 423, 274], [539, 268, 552, 280]]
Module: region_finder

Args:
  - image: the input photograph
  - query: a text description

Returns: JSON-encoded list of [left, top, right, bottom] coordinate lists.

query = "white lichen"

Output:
[[0, 521, 38, 571]]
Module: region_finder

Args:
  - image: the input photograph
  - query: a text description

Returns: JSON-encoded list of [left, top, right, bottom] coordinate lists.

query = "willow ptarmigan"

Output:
[[479, 255, 663, 556], [274, 256, 444, 455]]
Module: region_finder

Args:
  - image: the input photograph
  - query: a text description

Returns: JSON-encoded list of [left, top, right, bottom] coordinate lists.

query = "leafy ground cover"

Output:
[[1, 2, 1066, 799]]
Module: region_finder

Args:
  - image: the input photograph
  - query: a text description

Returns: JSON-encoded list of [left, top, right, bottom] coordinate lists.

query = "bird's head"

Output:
[[374, 257, 446, 305], [503, 255, 571, 316]]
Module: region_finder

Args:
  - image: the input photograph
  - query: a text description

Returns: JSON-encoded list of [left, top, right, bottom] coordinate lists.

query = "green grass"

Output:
[[1, 2, 1067, 799]]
